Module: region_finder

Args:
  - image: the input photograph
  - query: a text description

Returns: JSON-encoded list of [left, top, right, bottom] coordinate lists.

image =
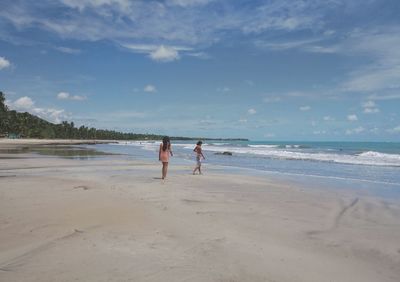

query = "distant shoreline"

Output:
[[0, 139, 117, 148], [0, 138, 248, 148]]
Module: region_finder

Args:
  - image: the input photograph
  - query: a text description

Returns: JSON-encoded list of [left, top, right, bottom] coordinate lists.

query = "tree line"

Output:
[[0, 92, 173, 140], [0, 92, 248, 141]]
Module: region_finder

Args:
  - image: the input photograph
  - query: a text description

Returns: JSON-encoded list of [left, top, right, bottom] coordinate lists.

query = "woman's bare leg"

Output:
[[162, 162, 168, 179]]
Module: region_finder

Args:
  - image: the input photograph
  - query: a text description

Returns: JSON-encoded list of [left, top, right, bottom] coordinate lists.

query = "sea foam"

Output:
[[112, 141, 400, 167]]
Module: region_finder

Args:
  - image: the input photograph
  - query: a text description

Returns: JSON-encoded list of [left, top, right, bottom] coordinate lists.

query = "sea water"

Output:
[[93, 141, 400, 198]]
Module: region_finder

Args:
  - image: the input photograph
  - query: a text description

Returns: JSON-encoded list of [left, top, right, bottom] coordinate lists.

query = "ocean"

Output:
[[93, 140, 400, 198]]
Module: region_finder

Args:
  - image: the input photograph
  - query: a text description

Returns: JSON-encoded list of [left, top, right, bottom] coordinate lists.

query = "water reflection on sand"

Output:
[[0, 145, 115, 160]]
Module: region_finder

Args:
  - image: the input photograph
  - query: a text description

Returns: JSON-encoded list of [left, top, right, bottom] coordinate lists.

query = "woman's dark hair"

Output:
[[197, 140, 202, 146], [162, 136, 170, 151]]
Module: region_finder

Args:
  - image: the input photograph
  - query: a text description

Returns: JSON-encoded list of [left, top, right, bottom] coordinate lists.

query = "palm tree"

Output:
[[0, 92, 9, 134]]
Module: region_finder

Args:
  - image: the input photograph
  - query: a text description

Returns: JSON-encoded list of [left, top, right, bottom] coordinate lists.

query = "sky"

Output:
[[0, 0, 400, 141]]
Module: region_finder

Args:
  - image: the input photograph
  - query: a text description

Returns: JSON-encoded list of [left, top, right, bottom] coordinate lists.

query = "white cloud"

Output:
[[304, 45, 337, 54], [32, 108, 67, 123], [367, 93, 400, 100], [186, 52, 209, 59], [238, 119, 247, 123], [286, 91, 316, 98], [339, 29, 400, 92], [343, 65, 400, 92], [0, 56, 11, 70], [13, 96, 34, 110], [144, 84, 157, 93], [253, 28, 338, 54], [247, 108, 256, 115], [241, 4, 321, 34], [55, 46, 81, 54], [364, 107, 380, 114], [323, 30, 335, 36], [255, 38, 323, 51], [361, 100, 379, 114], [121, 44, 157, 52], [264, 133, 275, 138], [254, 27, 400, 94], [299, 105, 311, 111], [323, 116, 335, 121], [60, 0, 129, 9], [71, 95, 86, 101], [347, 114, 358, 121], [7, 96, 67, 123], [362, 100, 376, 108], [57, 92, 70, 99], [198, 119, 217, 126], [346, 126, 364, 135], [370, 127, 379, 134], [0, 0, 339, 61], [57, 92, 86, 101], [263, 96, 281, 103], [149, 45, 179, 62], [256, 29, 400, 94], [122, 44, 185, 62], [387, 125, 400, 134], [217, 86, 230, 93], [313, 130, 327, 135], [167, 0, 214, 7]]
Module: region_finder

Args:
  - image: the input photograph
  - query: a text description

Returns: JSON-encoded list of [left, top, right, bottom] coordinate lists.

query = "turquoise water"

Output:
[[93, 140, 400, 198]]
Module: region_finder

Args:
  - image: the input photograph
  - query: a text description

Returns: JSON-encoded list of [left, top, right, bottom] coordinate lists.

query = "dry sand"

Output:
[[1, 140, 400, 281]]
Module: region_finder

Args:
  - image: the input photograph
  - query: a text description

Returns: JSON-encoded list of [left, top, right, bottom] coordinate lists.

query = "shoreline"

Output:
[[3, 139, 400, 198], [96, 140, 400, 200], [1, 142, 400, 281]]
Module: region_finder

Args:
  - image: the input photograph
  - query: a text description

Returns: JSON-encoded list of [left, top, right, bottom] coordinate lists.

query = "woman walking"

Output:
[[159, 136, 173, 179], [193, 140, 205, 175]]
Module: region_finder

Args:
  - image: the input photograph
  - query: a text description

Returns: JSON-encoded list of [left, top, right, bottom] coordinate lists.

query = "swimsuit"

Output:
[[196, 154, 201, 166], [160, 144, 170, 163]]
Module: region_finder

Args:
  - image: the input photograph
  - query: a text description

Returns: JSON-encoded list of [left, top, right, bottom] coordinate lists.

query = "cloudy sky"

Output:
[[1, 0, 400, 140]]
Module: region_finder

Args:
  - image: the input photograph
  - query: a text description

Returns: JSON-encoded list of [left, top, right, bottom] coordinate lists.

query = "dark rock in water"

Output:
[[214, 151, 233, 156]]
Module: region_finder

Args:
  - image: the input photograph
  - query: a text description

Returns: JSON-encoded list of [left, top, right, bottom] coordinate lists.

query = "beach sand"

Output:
[[1, 140, 400, 281]]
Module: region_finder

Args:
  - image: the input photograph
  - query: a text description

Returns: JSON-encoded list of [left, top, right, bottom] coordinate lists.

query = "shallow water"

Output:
[[92, 141, 400, 199], [0, 145, 114, 160]]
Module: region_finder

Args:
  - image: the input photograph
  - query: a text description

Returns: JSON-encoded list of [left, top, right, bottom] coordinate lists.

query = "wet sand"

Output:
[[1, 140, 400, 281]]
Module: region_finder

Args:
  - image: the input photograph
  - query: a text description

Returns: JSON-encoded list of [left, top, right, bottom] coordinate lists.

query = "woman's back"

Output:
[[159, 143, 170, 162]]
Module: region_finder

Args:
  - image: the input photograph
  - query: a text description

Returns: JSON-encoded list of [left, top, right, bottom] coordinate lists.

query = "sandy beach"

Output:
[[1, 140, 400, 282]]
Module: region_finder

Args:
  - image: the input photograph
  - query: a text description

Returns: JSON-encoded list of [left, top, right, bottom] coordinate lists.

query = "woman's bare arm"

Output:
[[200, 148, 205, 159]]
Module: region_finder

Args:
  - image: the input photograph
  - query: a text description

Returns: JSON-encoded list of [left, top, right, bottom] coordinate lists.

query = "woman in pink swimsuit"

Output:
[[159, 136, 173, 179]]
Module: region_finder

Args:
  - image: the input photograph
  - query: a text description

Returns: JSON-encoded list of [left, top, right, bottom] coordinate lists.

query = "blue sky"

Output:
[[0, 0, 400, 141]]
